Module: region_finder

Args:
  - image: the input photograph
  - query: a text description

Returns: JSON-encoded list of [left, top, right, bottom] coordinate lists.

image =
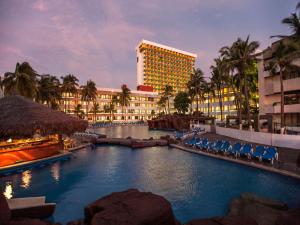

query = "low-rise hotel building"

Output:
[[193, 87, 237, 121], [136, 39, 197, 93], [61, 87, 159, 122], [258, 40, 300, 131]]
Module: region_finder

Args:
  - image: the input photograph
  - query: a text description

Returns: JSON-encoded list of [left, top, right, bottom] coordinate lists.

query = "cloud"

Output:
[[32, 0, 48, 12]]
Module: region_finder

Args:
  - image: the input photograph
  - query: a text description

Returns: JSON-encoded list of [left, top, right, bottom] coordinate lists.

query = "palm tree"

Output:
[[118, 84, 131, 120], [90, 102, 100, 122], [81, 80, 97, 121], [37, 74, 61, 109], [158, 95, 167, 114], [220, 36, 259, 127], [272, 10, 300, 41], [203, 81, 214, 117], [269, 41, 298, 130], [2, 62, 38, 99], [61, 74, 79, 113], [210, 58, 227, 121], [162, 85, 173, 114], [187, 68, 205, 113], [74, 104, 84, 119]]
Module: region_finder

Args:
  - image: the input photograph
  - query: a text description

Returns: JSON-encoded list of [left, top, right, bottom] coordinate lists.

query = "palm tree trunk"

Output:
[[280, 68, 285, 129], [86, 101, 89, 121], [218, 90, 223, 121], [207, 96, 210, 117], [167, 98, 170, 115], [244, 76, 251, 127], [196, 96, 199, 112]]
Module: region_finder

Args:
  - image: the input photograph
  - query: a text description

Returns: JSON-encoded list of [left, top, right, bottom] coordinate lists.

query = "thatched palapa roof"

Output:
[[0, 95, 88, 139]]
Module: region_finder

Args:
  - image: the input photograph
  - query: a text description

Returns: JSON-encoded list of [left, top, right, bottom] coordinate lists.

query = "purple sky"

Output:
[[0, 0, 298, 89]]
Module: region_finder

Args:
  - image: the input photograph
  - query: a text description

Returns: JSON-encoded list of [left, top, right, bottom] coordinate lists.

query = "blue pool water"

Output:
[[1, 127, 300, 224]]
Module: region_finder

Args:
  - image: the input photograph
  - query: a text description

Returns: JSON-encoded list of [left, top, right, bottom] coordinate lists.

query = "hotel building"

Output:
[[193, 87, 237, 121], [136, 40, 197, 93], [61, 87, 159, 122], [258, 40, 300, 131]]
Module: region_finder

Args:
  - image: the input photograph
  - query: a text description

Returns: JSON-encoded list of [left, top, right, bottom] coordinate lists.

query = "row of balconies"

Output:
[[264, 77, 300, 95], [264, 103, 300, 114]]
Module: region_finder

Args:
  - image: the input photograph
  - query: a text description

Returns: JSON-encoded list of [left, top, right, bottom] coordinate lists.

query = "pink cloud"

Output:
[[32, 0, 48, 12]]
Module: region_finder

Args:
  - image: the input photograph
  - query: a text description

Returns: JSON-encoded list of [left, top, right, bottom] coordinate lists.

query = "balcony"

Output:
[[265, 103, 300, 114], [264, 77, 300, 95]]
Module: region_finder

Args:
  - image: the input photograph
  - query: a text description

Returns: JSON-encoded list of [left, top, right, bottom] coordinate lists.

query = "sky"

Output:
[[0, 0, 298, 89]]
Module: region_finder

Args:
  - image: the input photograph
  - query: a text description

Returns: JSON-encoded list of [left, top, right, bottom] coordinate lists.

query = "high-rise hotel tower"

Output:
[[136, 40, 197, 93]]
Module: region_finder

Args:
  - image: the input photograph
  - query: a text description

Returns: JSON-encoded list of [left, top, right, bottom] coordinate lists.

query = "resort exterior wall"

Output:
[[61, 87, 159, 122], [196, 124, 300, 149], [136, 39, 197, 93], [258, 40, 300, 131]]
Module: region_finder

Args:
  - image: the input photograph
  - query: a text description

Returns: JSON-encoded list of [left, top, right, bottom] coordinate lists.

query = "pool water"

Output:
[[1, 127, 300, 224]]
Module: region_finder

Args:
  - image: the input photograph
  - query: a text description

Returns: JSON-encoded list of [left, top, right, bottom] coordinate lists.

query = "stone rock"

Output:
[[186, 216, 258, 225], [66, 219, 85, 225], [229, 193, 289, 225], [84, 189, 179, 225], [7, 218, 60, 225], [0, 193, 11, 225], [275, 208, 300, 225], [240, 193, 288, 210]]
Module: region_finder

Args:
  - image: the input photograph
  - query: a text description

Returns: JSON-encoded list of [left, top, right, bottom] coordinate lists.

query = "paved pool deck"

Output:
[[170, 143, 300, 180]]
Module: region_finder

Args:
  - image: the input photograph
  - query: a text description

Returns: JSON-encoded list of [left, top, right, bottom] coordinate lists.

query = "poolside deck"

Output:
[[171, 132, 300, 180]]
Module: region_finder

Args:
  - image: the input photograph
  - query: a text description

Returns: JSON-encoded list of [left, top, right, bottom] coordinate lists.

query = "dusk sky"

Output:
[[0, 0, 298, 89]]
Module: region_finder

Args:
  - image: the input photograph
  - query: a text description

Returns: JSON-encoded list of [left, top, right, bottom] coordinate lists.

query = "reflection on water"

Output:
[[3, 182, 13, 199], [51, 163, 60, 182], [93, 125, 172, 139], [21, 170, 32, 189]]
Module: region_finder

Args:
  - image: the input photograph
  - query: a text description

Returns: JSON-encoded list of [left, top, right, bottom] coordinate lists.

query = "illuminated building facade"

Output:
[[195, 87, 237, 121], [61, 87, 159, 122], [136, 40, 197, 93]]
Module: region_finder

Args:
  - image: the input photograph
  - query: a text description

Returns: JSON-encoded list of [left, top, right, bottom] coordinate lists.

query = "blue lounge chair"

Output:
[[227, 142, 242, 157], [207, 141, 217, 152], [262, 146, 278, 164], [239, 144, 253, 159], [202, 139, 211, 151], [212, 140, 224, 152], [196, 138, 208, 149], [174, 131, 184, 140], [195, 138, 203, 147], [219, 141, 231, 154], [185, 137, 197, 147], [252, 145, 265, 160]]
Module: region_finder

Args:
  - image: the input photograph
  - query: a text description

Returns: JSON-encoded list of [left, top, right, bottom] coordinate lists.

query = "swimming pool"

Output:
[[1, 128, 300, 224]]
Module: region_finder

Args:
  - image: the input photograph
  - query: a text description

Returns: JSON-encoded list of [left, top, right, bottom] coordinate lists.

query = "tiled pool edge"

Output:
[[0, 144, 91, 176], [170, 144, 300, 180]]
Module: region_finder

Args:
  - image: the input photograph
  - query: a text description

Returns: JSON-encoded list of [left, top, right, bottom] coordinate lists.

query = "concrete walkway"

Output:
[[197, 132, 300, 173], [170, 143, 300, 180]]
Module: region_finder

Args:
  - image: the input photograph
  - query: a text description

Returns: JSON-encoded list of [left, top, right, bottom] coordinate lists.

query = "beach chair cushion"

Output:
[[253, 146, 265, 158], [0, 194, 11, 224], [220, 141, 230, 152], [262, 147, 277, 161], [240, 144, 252, 155]]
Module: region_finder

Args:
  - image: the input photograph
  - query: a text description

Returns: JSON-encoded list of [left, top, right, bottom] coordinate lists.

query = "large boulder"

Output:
[[84, 189, 180, 225], [7, 218, 60, 225], [186, 215, 258, 225], [275, 208, 300, 225], [229, 193, 289, 225], [0, 194, 11, 225]]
